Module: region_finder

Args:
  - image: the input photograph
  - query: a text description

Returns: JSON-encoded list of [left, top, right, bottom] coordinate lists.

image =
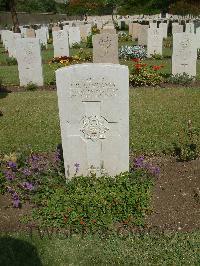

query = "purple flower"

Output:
[[4, 170, 15, 181], [13, 198, 20, 208], [12, 192, 20, 208], [135, 156, 145, 168], [22, 182, 35, 191], [53, 151, 60, 163], [151, 167, 160, 175], [7, 186, 14, 193], [7, 161, 17, 169], [22, 168, 32, 176]]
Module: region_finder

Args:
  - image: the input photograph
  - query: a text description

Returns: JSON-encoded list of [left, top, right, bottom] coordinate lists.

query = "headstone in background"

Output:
[[172, 23, 183, 34], [7, 32, 21, 58], [129, 23, 133, 35], [36, 28, 48, 47], [172, 33, 197, 76], [149, 22, 157, 29], [138, 25, 149, 46], [53, 30, 69, 57], [159, 22, 168, 38], [185, 22, 195, 33], [132, 23, 141, 40], [56, 64, 129, 178], [16, 38, 43, 86], [52, 26, 61, 32], [68, 27, 81, 47], [93, 33, 119, 64], [79, 25, 91, 41], [26, 28, 35, 38], [147, 28, 163, 57], [100, 28, 116, 34]]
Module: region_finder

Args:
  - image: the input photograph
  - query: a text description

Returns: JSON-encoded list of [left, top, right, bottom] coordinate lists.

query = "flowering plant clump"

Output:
[[118, 31, 132, 42], [0, 150, 65, 208], [0, 149, 159, 233], [119, 45, 147, 60], [48, 49, 92, 70], [130, 59, 164, 87]]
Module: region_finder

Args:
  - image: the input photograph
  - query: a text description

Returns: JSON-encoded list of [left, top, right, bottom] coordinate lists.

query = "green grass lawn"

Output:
[[0, 232, 199, 265], [1, 88, 200, 154]]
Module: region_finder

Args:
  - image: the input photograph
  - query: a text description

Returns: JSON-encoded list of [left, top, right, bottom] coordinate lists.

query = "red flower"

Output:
[[152, 65, 164, 71], [135, 63, 147, 69], [132, 58, 140, 62], [80, 220, 85, 225]]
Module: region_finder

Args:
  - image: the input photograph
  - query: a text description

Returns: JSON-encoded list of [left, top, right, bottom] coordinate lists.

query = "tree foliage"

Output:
[[0, 0, 200, 15]]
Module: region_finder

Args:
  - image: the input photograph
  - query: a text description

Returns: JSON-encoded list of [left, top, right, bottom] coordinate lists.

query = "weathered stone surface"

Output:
[[100, 28, 116, 34], [56, 63, 129, 178], [147, 28, 163, 57], [138, 25, 149, 46], [36, 28, 48, 47], [172, 33, 197, 76], [26, 28, 35, 38], [53, 30, 69, 57], [132, 23, 141, 40], [93, 33, 119, 64], [68, 27, 81, 47], [172, 23, 183, 34], [16, 38, 43, 86]]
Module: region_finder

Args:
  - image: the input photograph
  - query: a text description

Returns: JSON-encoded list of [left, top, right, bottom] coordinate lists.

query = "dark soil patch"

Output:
[[145, 156, 200, 233], [0, 156, 199, 233]]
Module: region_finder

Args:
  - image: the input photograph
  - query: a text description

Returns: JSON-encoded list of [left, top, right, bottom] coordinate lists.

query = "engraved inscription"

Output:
[[80, 115, 109, 141], [99, 36, 112, 55], [68, 77, 118, 99]]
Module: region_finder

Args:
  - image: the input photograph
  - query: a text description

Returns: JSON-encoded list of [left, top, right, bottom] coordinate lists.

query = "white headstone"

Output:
[[56, 64, 129, 178], [185, 23, 194, 33], [138, 25, 149, 46], [93, 33, 119, 64], [172, 23, 183, 34], [36, 28, 48, 47], [172, 33, 197, 76], [53, 30, 69, 57], [16, 38, 43, 86], [68, 27, 81, 47], [8, 32, 21, 58], [147, 28, 163, 57], [159, 22, 168, 39]]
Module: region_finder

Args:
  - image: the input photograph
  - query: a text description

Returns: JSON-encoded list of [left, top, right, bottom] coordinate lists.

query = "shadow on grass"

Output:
[[0, 86, 11, 99], [0, 236, 42, 266]]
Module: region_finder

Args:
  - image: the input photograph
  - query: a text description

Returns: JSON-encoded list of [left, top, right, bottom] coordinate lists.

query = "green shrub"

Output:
[[118, 31, 132, 42], [86, 34, 93, 48], [151, 53, 163, 60], [173, 120, 199, 162], [41, 44, 47, 50], [6, 57, 17, 66], [168, 73, 195, 85], [72, 42, 82, 49], [25, 83, 38, 91]]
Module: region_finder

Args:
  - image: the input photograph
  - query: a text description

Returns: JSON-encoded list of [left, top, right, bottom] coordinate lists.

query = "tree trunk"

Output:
[[9, 0, 20, 33]]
